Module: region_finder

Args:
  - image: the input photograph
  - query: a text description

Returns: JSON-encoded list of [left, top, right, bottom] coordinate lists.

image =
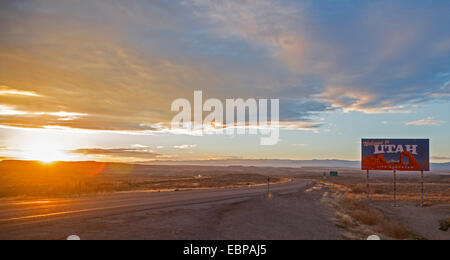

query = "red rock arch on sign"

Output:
[[362, 151, 422, 171], [362, 154, 387, 169], [399, 151, 420, 169]]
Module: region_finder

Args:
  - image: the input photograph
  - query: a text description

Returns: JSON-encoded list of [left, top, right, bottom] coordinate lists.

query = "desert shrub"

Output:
[[350, 209, 384, 226], [350, 185, 366, 194], [381, 221, 409, 239], [340, 195, 410, 239], [440, 218, 450, 231]]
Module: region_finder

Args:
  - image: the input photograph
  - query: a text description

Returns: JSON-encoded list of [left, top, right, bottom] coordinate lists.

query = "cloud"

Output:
[[316, 86, 413, 114], [0, 105, 28, 116], [405, 117, 445, 126], [170, 120, 324, 136], [0, 106, 86, 119], [0, 0, 449, 135], [0, 146, 7, 150], [0, 146, 18, 161], [174, 145, 197, 149], [0, 1, 225, 131], [280, 99, 331, 121], [188, 0, 306, 71], [188, 0, 450, 114], [131, 144, 150, 148], [0, 105, 88, 122], [71, 148, 161, 160], [427, 75, 450, 100], [431, 156, 450, 161], [0, 85, 41, 97], [278, 121, 324, 132]]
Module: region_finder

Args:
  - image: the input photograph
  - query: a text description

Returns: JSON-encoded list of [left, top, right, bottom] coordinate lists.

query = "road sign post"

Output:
[[420, 170, 424, 207], [393, 169, 398, 207], [366, 170, 370, 200]]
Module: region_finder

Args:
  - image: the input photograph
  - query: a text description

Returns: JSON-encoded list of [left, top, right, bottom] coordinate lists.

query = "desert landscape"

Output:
[[0, 161, 288, 197], [1, 0, 449, 244], [0, 161, 448, 240]]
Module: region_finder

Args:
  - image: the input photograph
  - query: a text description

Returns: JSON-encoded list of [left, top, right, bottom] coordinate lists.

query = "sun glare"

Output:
[[21, 140, 71, 163]]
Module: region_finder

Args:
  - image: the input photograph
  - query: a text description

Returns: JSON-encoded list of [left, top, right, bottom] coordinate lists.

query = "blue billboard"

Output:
[[362, 139, 430, 171]]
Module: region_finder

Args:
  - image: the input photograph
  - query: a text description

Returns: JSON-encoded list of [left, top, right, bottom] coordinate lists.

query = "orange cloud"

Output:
[[405, 117, 444, 126], [316, 86, 411, 114], [0, 85, 41, 97], [71, 147, 162, 161]]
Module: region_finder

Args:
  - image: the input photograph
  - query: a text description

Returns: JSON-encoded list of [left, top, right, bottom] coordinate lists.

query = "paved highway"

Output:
[[0, 179, 324, 239]]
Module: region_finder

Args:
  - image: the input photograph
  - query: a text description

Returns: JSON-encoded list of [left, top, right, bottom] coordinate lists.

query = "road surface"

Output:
[[0, 179, 342, 240]]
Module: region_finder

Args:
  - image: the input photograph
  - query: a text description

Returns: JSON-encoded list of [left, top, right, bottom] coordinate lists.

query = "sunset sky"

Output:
[[0, 0, 449, 163]]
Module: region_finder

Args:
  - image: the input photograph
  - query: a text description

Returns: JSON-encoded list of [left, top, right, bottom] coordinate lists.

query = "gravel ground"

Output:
[[373, 202, 450, 240]]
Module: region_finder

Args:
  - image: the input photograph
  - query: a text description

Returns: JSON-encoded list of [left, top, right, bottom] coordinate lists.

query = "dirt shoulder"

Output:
[[312, 176, 450, 240], [372, 202, 450, 240]]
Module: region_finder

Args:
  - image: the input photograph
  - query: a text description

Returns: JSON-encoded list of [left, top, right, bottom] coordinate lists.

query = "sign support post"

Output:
[[420, 170, 424, 207], [393, 169, 398, 207], [366, 170, 370, 200]]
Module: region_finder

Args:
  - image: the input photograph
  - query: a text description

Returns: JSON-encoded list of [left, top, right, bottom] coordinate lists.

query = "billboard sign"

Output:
[[362, 139, 430, 171]]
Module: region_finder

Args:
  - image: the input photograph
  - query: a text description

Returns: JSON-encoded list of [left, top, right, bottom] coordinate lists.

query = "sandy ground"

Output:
[[0, 180, 341, 240], [314, 172, 449, 240], [373, 202, 450, 240]]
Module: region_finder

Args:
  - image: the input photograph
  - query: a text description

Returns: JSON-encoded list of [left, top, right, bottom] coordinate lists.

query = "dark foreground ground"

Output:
[[0, 162, 448, 240], [0, 179, 342, 240]]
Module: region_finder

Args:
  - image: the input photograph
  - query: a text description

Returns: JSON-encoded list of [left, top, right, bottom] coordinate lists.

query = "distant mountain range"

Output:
[[0, 159, 448, 172], [141, 159, 450, 172]]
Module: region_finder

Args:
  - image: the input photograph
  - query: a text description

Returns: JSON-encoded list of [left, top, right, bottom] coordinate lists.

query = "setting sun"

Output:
[[21, 140, 71, 163]]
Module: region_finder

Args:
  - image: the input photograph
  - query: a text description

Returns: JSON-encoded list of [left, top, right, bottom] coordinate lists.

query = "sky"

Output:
[[0, 0, 449, 163]]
